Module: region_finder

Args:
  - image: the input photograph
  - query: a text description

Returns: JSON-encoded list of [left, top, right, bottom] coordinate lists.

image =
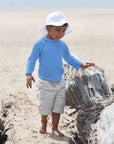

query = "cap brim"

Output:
[[40, 24, 72, 35]]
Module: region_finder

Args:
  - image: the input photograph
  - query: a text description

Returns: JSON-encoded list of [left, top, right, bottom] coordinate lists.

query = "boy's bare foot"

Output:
[[39, 127, 47, 134], [52, 129, 64, 137], [40, 115, 48, 134]]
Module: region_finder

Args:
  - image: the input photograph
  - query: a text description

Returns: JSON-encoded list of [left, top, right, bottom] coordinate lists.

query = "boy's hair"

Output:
[[63, 23, 68, 27]]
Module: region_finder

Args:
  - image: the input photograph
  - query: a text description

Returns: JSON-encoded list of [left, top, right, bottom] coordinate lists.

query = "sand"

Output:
[[0, 9, 114, 90], [0, 8, 114, 143]]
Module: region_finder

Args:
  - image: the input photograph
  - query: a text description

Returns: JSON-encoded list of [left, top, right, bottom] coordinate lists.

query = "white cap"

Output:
[[40, 11, 72, 35]]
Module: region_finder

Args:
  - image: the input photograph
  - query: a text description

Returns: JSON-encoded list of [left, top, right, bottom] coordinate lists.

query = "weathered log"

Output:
[[63, 64, 114, 144], [0, 118, 8, 144], [0, 64, 113, 144], [63, 64, 111, 109], [97, 102, 114, 144], [0, 101, 12, 144]]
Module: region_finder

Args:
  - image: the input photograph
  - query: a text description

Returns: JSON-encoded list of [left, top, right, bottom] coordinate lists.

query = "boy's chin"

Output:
[[55, 39, 60, 41], [54, 37, 61, 41]]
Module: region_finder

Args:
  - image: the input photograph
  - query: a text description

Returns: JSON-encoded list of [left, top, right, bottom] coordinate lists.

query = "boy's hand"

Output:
[[26, 73, 35, 88], [80, 62, 95, 69]]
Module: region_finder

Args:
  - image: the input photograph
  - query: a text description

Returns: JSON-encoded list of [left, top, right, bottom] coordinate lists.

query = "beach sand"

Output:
[[0, 8, 114, 143]]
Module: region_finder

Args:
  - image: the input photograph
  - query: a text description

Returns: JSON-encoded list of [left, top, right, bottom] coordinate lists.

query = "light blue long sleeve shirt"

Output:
[[26, 36, 82, 81]]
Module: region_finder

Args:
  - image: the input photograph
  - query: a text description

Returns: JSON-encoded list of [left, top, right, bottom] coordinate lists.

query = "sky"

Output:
[[0, 0, 114, 9]]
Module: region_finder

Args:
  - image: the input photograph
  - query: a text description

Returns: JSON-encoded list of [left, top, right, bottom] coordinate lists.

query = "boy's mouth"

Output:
[[56, 36, 62, 41]]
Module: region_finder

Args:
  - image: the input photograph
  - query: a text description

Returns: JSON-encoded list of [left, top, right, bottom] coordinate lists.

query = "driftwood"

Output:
[[63, 64, 114, 144], [0, 92, 71, 144], [63, 64, 111, 109], [0, 64, 114, 144]]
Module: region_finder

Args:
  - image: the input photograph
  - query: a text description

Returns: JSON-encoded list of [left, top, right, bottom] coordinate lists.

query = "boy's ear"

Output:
[[46, 25, 50, 31]]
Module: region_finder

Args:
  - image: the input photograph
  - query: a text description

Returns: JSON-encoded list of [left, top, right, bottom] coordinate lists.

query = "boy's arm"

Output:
[[25, 42, 41, 88], [63, 43, 95, 70], [26, 42, 40, 75], [63, 44, 82, 70], [26, 73, 35, 88]]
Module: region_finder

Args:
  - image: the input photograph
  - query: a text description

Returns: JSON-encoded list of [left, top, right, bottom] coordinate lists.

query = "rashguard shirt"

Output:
[[26, 36, 82, 82]]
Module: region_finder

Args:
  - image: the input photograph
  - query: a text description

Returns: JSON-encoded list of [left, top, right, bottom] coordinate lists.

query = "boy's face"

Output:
[[46, 25, 67, 41]]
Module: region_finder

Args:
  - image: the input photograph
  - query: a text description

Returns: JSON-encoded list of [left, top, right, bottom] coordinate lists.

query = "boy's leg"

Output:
[[52, 112, 64, 136], [39, 115, 48, 134]]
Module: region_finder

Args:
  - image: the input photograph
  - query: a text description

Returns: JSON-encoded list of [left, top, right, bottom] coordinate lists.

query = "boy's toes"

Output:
[[52, 129, 64, 137]]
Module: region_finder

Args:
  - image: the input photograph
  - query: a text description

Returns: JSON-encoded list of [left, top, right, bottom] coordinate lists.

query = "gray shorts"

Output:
[[36, 78, 66, 115]]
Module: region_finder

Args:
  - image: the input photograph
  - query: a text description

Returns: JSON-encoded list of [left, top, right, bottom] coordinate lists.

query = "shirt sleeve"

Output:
[[25, 42, 41, 75], [63, 42, 83, 70]]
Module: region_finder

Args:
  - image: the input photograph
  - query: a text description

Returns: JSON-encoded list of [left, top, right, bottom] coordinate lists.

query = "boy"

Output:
[[26, 12, 95, 136]]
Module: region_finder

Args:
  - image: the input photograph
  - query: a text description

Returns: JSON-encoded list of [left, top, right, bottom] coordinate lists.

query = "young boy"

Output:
[[26, 11, 95, 136]]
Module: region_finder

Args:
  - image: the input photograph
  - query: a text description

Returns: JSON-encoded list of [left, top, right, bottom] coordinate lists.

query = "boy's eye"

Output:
[[56, 30, 60, 32], [56, 30, 66, 33]]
